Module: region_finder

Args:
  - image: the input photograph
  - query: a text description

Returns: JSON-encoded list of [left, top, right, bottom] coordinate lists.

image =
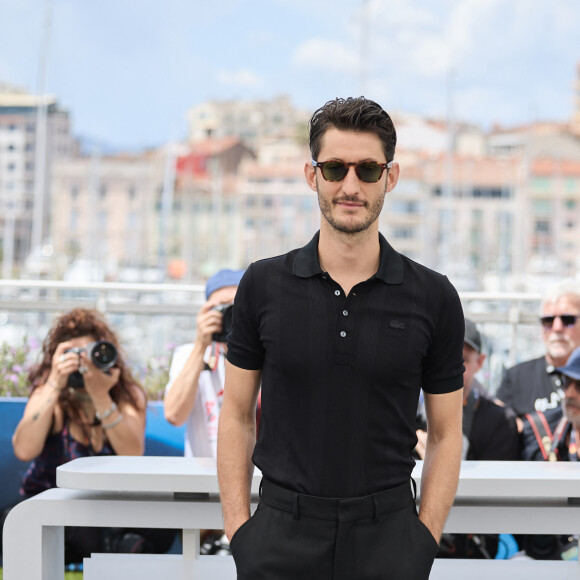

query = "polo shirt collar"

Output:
[[293, 231, 404, 284]]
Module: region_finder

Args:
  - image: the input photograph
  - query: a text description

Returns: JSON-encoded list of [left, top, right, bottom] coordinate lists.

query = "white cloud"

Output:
[[215, 68, 264, 89], [292, 38, 359, 72]]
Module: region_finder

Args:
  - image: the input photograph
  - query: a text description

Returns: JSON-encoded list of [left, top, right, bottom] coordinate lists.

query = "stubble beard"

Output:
[[316, 177, 386, 235]]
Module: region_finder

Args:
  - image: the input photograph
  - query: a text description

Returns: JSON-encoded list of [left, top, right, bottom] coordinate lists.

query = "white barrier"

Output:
[[3, 458, 580, 579]]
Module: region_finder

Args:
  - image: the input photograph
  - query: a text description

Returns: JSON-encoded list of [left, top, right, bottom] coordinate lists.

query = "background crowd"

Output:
[[2, 272, 580, 564]]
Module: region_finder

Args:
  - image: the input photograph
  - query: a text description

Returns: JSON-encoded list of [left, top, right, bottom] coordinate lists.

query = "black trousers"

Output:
[[230, 479, 439, 580]]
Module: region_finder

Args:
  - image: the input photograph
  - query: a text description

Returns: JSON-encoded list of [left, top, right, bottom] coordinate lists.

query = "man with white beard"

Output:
[[497, 279, 580, 416]]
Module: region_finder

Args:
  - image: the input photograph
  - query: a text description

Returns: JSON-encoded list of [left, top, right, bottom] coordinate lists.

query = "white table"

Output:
[[3, 458, 580, 579]]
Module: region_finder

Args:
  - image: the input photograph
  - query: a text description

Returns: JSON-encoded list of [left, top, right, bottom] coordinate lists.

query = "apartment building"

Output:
[[522, 158, 580, 277], [51, 150, 165, 277], [172, 137, 255, 279], [0, 83, 75, 275], [187, 95, 309, 150]]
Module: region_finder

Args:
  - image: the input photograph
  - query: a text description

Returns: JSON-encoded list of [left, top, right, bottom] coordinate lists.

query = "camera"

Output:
[[212, 303, 234, 343], [65, 341, 118, 389]]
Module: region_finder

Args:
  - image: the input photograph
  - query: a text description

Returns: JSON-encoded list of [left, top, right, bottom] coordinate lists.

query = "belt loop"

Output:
[[292, 493, 300, 520], [411, 478, 418, 516], [372, 495, 380, 523], [259, 479, 263, 499]]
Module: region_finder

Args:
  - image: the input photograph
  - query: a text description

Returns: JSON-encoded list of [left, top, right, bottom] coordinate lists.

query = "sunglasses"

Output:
[[311, 159, 393, 183], [540, 314, 578, 329], [563, 376, 580, 392]]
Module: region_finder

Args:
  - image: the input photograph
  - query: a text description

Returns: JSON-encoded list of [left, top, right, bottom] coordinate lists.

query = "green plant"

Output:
[[0, 336, 38, 397], [138, 352, 171, 401], [0, 335, 173, 401]]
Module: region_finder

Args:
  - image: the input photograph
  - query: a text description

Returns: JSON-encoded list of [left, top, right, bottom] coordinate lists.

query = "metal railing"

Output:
[[0, 280, 547, 392]]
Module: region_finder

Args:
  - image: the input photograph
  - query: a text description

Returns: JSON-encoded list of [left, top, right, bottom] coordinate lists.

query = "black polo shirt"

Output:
[[227, 231, 464, 497]]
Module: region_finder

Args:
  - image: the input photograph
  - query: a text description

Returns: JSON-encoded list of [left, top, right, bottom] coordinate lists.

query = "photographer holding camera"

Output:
[[164, 268, 245, 458], [11, 308, 175, 563]]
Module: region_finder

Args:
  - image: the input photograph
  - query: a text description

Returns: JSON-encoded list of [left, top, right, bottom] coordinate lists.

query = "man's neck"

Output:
[[546, 353, 568, 368], [318, 223, 380, 294]]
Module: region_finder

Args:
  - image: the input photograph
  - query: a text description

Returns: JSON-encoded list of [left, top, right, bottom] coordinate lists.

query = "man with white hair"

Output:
[[497, 279, 580, 416]]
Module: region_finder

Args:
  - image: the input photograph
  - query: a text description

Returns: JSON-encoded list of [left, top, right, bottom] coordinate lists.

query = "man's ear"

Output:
[[386, 162, 400, 193], [304, 161, 317, 192]]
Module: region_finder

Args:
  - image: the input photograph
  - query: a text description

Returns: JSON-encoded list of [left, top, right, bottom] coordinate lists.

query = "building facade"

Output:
[[0, 84, 75, 276]]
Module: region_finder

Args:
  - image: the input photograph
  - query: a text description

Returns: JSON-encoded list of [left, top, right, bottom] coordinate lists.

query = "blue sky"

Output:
[[1, 0, 578, 149]]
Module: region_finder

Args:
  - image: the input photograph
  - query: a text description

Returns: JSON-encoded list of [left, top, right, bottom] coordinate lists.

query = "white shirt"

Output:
[[165, 343, 226, 458]]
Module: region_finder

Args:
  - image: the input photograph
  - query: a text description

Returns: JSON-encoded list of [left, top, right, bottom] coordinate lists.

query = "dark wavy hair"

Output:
[[29, 309, 144, 417], [309, 97, 397, 163]]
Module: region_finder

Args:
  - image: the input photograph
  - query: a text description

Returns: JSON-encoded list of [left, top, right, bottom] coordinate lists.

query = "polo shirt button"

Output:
[[342, 310, 349, 316], [340, 331, 347, 338], [334, 290, 341, 296]]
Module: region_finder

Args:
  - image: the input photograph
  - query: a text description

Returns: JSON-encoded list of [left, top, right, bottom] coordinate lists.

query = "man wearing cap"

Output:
[[416, 319, 519, 462], [549, 346, 580, 460], [517, 346, 580, 560], [164, 268, 244, 457], [416, 319, 519, 559], [523, 345, 580, 462], [497, 279, 580, 417]]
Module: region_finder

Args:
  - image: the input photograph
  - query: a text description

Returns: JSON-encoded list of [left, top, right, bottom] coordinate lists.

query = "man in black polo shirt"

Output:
[[217, 97, 465, 579]]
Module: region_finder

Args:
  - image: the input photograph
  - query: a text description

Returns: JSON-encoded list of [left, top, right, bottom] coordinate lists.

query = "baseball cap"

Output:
[[205, 269, 245, 300], [464, 318, 482, 353], [557, 346, 580, 381]]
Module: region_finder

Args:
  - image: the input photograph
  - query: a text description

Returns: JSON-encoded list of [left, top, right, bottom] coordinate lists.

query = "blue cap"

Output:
[[205, 269, 245, 300], [557, 346, 580, 381]]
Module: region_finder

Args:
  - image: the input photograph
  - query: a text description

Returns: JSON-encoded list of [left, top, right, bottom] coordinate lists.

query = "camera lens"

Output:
[[212, 304, 234, 343], [89, 341, 117, 370]]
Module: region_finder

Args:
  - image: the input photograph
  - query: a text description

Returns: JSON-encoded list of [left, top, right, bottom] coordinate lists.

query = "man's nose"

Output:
[[341, 166, 361, 193], [552, 316, 566, 332]]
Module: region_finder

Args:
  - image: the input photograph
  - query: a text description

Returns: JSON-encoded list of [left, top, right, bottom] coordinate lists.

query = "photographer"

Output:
[[164, 268, 245, 458], [11, 308, 174, 563]]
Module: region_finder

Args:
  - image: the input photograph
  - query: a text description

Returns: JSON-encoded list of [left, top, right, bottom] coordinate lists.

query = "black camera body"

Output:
[[212, 303, 234, 343], [65, 340, 118, 389]]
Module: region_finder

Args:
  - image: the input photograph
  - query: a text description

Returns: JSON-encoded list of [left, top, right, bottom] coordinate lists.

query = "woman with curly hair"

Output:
[[11, 308, 174, 561]]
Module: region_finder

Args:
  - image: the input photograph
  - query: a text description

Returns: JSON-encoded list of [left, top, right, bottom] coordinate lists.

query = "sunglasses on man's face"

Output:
[[563, 376, 580, 392], [540, 314, 578, 329], [311, 159, 393, 183]]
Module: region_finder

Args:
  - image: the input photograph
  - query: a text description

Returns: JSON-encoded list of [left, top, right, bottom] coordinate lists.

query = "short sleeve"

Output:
[[421, 276, 465, 394], [164, 343, 194, 395], [227, 264, 265, 370]]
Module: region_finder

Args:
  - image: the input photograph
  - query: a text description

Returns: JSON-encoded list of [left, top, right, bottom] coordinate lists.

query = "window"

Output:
[[390, 200, 419, 213], [128, 186, 136, 200], [533, 200, 552, 214], [71, 186, 79, 200], [565, 199, 576, 210], [127, 211, 138, 229], [393, 227, 414, 239], [98, 211, 108, 230], [99, 185, 107, 199], [70, 209, 79, 230], [533, 177, 550, 191], [534, 220, 550, 233]]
